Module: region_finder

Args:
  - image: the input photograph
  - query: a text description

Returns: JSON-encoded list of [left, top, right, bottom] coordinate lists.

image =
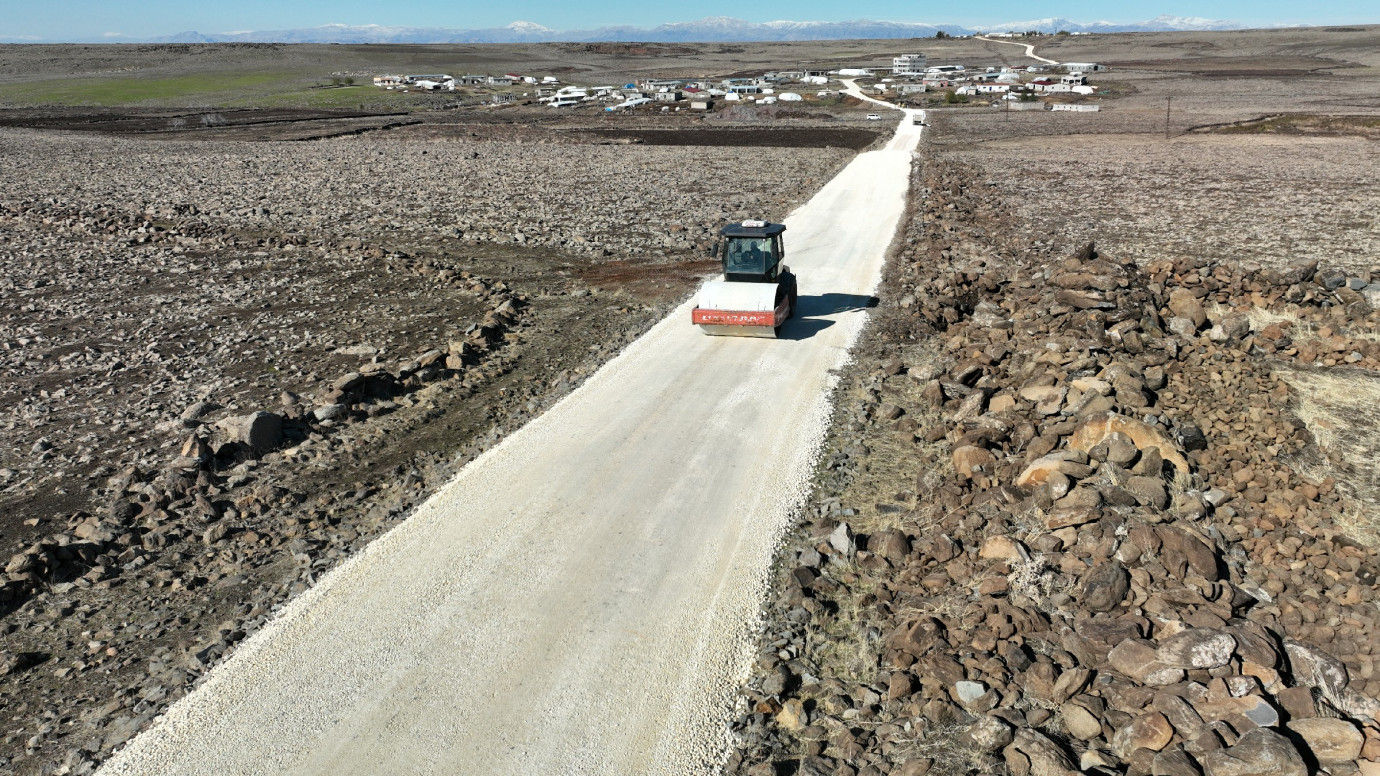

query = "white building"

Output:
[[892, 53, 928, 76]]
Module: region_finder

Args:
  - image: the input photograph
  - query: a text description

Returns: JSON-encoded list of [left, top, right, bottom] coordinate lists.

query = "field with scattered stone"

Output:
[[0, 58, 861, 774]]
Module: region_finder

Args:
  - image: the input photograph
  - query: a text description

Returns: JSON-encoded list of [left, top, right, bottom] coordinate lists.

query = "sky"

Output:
[[3, 0, 1376, 41]]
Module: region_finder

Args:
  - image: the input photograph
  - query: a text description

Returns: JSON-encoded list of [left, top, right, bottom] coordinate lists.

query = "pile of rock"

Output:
[[728, 158, 1380, 776]]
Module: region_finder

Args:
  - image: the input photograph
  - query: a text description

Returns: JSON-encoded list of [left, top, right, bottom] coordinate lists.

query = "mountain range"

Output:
[[145, 15, 1268, 45]]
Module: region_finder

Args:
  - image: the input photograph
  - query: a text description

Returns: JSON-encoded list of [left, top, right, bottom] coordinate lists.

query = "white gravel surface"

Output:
[[98, 111, 925, 776]]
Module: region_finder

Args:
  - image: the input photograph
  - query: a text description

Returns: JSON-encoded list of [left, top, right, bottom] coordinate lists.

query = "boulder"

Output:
[[1003, 728, 1078, 776], [216, 411, 283, 454], [1109, 638, 1185, 685], [1079, 560, 1130, 613], [1156, 628, 1236, 670], [1208, 315, 1251, 344], [313, 403, 347, 422], [1152, 746, 1204, 776], [1061, 702, 1104, 740], [1283, 640, 1349, 699], [953, 445, 995, 480], [955, 680, 987, 705], [1113, 711, 1175, 758], [962, 716, 1014, 752], [1154, 693, 1206, 740], [1286, 718, 1363, 764], [1168, 288, 1207, 329], [775, 698, 808, 732], [828, 522, 854, 555], [889, 618, 944, 657], [1019, 384, 1066, 416], [1200, 728, 1306, 776], [1100, 431, 1140, 465], [867, 530, 911, 563], [1016, 453, 1094, 488], [980, 535, 1026, 561], [1069, 413, 1190, 479]]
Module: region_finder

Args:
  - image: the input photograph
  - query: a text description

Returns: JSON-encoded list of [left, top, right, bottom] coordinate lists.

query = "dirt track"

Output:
[[96, 112, 924, 775]]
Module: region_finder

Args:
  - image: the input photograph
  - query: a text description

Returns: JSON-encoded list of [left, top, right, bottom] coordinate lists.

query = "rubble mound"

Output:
[[728, 157, 1380, 776]]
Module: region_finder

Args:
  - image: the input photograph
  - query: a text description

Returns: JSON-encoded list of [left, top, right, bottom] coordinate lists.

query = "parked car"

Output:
[[866, 113, 881, 120]]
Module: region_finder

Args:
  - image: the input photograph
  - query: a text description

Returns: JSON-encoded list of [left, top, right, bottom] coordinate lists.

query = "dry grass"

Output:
[[1242, 304, 1380, 345], [1207, 114, 1380, 139], [887, 720, 978, 776], [893, 575, 984, 628], [1244, 305, 1302, 332], [1280, 366, 1380, 545], [810, 568, 884, 684], [842, 352, 953, 537], [1006, 553, 1075, 615]]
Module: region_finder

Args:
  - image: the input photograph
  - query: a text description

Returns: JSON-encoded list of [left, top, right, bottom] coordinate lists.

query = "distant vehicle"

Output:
[[866, 113, 882, 120]]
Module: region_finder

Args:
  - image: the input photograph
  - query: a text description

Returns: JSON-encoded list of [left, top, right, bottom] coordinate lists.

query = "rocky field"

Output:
[[0, 122, 854, 774], [726, 130, 1380, 775], [932, 129, 1380, 273]]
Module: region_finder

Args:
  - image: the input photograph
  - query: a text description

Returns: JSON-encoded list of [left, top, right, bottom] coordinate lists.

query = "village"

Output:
[[367, 51, 1110, 114]]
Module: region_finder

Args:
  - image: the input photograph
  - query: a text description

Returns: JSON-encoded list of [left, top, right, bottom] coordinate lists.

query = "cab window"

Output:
[[724, 237, 774, 274]]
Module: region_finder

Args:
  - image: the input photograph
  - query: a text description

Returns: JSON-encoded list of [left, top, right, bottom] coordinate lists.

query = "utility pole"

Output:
[[1165, 96, 1172, 140]]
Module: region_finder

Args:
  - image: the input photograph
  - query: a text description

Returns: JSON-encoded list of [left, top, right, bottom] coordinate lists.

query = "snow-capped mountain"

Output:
[[972, 14, 1242, 33], [620, 17, 970, 42], [1135, 14, 1245, 30], [154, 22, 565, 44], [144, 15, 1271, 45]]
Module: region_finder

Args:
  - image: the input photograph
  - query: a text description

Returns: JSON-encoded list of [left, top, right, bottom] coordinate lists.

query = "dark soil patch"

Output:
[[570, 42, 701, 57], [0, 107, 406, 135], [1105, 55, 1346, 76], [1191, 112, 1380, 138], [578, 258, 721, 302], [586, 127, 882, 149]]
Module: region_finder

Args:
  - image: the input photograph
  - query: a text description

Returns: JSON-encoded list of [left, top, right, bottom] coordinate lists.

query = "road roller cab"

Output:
[[691, 220, 798, 338]]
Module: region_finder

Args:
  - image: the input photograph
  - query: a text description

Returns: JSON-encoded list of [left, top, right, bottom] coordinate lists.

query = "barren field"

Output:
[[5, 25, 1380, 776], [921, 24, 1380, 274], [0, 98, 856, 774], [934, 129, 1380, 272]]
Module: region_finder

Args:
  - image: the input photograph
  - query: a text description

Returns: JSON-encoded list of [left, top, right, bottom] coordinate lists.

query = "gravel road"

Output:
[[975, 35, 1060, 65], [98, 112, 925, 776]]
